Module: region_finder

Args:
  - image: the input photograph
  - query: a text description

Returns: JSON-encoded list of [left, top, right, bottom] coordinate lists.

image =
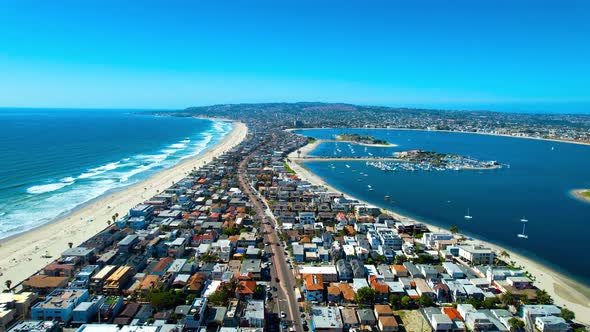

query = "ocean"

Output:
[[0, 109, 232, 239], [294, 128, 590, 285]]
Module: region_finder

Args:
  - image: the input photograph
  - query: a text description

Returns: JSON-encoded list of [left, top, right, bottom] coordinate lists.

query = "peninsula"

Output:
[[2, 104, 589, 332]]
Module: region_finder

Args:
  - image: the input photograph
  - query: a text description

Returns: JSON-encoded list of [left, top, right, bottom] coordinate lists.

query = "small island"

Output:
[[571, 189, 590, 204], [336, 133, 392, 146], [367, 149, 502, 172]]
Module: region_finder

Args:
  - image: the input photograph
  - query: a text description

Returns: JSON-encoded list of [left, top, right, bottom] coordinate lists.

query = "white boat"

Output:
[[517, 219, 528, 239], [520, 217, 528, 222], [464, 208, 473, 220], [345, 164, 351, 168], [367, 185, 374, 191]]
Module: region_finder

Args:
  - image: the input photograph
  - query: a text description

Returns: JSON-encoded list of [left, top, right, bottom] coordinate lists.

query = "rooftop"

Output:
[[311, 306, 343, 329]]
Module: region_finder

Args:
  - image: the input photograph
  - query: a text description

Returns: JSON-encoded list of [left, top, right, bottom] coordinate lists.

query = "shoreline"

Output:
[[286, 127, 590, 147], [571, 189, 590, 204], [0, 120, 248, 287], [286, 140, 590, 324]]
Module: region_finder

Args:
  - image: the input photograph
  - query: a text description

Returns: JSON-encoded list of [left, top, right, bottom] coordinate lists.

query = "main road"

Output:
[[238, 144, 303, 332]]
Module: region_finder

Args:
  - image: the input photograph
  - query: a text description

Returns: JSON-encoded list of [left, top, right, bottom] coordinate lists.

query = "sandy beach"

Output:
[[0, 121, 248, 289], [571, 189, 590, 204], [287, 141, 590, 324]]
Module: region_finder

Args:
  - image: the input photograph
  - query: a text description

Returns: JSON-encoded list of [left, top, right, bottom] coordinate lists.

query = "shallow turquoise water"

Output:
[[0, 109, 232, 238]]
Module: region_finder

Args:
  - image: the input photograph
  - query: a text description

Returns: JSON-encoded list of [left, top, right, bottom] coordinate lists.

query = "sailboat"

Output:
[[367, 185, 374, 191], [517, 219, 528, 239], [464, 208, 473, 220]]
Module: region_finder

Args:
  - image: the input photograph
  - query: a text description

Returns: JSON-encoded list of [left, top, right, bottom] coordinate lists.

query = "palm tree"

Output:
[[114, 212, 119, 219], [508, 317, 524, 331], [297, 150, 301, 158], [500, 291, 514, 306], [68, 242, 73, 249], [107, 219, 112, 226], [4, 280, 12, 291], [111, 215, 116, 223], [450, 225, 459, 234]]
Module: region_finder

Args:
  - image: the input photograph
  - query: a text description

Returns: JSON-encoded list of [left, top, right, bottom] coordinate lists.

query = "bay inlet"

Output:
[[294, 128, 590, 286]]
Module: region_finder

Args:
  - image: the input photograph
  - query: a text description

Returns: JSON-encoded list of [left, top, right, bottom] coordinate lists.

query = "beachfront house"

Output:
[[31, 289, 89, 323]]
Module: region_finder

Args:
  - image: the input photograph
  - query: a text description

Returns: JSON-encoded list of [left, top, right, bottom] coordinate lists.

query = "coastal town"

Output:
[[166, 103, 590, 145], [0, 110, 587, 332]]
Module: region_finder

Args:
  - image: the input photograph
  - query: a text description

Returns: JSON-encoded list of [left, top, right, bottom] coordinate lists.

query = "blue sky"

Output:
[[0, 0, 589, 112]]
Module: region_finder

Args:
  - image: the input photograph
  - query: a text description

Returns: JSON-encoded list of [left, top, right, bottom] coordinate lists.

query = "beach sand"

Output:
[[0, 121, 247, 289], [287, 141, 590, 324], [571, 189, 590, 204]]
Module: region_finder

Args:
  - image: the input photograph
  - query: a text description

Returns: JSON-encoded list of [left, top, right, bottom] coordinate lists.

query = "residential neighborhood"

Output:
[[0, 119, 584, 332]]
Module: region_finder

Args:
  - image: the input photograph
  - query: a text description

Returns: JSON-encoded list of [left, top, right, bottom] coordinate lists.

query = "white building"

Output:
[[456, 245, 495, 265], [535, 316, 568, 332]]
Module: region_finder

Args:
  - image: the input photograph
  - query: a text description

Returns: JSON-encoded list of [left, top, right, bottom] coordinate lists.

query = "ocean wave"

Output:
[[137, 153, 168, 163], [117, 164, 154, 182], [3, 124, 232, 239], [27, 178, 75, 194], [78, 161, 125, 179]]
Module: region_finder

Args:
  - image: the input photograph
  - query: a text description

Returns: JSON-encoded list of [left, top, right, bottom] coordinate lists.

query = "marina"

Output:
[[296, 127, 590, 285]]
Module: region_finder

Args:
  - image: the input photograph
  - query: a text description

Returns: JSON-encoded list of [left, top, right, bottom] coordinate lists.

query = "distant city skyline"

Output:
[[1, 0, 589, 113]]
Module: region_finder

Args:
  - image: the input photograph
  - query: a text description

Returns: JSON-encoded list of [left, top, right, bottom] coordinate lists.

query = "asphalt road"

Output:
[[238, 150, 303, 332]]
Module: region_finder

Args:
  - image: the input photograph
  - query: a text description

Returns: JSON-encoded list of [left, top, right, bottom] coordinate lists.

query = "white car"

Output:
[[280, 311, 287, 318]]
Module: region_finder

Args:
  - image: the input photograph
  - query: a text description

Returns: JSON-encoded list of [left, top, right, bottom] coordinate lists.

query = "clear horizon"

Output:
[[1, 101, 590, 115], [1, 1, 589, 113]]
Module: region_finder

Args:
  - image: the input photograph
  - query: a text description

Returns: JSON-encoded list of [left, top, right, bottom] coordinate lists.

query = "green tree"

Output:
[[508, 317, 525, 331], [467, 297, 482, 309], [377, 255, 387, 264], [400, 295, 411, 308], [208, 285, 231, 306], [388, 294, 401, 309], [450, 225, 459, 234], [304, 301, 313, 314], [394, 255, 407, 265], [253, 285, 265, 300], [223, 227, 241, 236], [355, 287, 376, 307], [481, 297, 500, 309], [418, 294, 434, 307], [500, 291, 514, 306], [148, 289, 185, 311], [559, 308, 575, 321], [4, 280, 12, 291], [536, 289, 553, 305]]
